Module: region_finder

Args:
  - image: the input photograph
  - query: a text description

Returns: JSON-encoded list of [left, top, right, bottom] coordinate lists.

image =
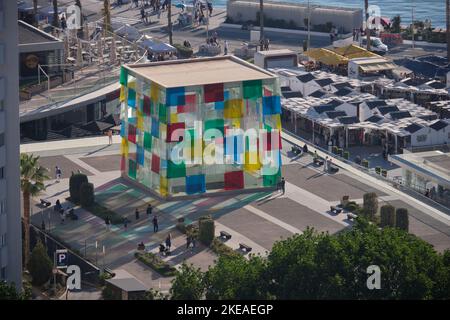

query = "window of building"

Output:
[[0, 132, 4, 147], [0, 166, 4, 179], [0, 199, 5, 215], [0, 233, 6, 247], [416, 134, 427, 142], [0, 99, 4, 111], [0, 267, 6, 281]]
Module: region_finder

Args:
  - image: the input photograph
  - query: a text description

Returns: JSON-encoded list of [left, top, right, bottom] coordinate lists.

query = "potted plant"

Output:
[[343, 151, 350, 160]]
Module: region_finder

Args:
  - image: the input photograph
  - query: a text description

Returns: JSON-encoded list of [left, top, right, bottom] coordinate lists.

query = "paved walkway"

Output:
[[24, 134, 450, 291]]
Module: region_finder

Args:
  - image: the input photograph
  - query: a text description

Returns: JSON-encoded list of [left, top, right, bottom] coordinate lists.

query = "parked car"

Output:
[[361, 37, 388, 55]]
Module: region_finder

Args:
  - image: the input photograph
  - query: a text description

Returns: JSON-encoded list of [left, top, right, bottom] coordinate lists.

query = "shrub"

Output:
[[83, 203, 123, 224], [173, 43, 193, 58], [210, 238, 240, 259], [27, 241, 53, 286], [80, 182, 95, 207], [343, 151, 350, 160], [135, 252, 177, 277], [362, 159, 369, 168], [69, 173, 88, 203], [198, 215, 215, 246], [363, 192, 378, 221], [375, 166, 381, 174], [395, 208, 409, 232], [176, 222, 186, 234], [380, 205, 396, 227], [345, 202, 359, 212]]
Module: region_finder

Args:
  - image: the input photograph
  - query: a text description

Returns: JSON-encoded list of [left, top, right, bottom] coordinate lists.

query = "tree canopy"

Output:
[[171, 219, 450, 300]]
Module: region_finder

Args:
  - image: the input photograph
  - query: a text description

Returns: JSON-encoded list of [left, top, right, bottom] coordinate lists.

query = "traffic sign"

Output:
[[55, 249, 68, 269]]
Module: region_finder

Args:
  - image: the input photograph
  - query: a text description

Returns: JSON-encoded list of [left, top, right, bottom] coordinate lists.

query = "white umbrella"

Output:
[[64, 35, 70, 61], [97, 37, 103, 63], [109, 34, 117, 65], [76, 38, 83, 67]]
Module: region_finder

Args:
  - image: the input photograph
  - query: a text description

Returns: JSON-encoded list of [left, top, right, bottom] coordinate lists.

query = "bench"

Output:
[[347, 213, 358, 220], [40, 199, 51, 207], [291, 146, 302, 155], [313, 158, 324, 166], [239, 243, 252, 253], [219, 231, 232, 240], [330, 206, 343, 214], [104, 268, 115, 278]]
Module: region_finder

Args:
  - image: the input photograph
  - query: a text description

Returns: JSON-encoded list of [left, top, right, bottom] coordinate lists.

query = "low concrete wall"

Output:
[[227, 0, 363, 34]]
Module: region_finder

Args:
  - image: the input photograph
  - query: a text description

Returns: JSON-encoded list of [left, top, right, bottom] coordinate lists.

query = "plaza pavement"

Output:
[[24, 134, 450, 293]]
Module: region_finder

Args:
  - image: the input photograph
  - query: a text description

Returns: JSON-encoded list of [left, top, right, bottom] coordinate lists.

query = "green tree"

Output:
[[170, 263, 205, 300], [27, 241, 53, 286], [204, 254, 270, 299], [363, 192, 378, 221], [395, 208, 409, 232], [80, 182, 95, 207], [391, 15, 401, 33], [198, 215, 215, 246], [20, 153, 49, 266], [0, 281, 22, 300], [380, 204, 396, 227]]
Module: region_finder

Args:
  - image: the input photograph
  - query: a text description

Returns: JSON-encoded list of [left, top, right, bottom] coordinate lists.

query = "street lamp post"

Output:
[[411, 0, 415, 48], [307, 0, 311, 50]]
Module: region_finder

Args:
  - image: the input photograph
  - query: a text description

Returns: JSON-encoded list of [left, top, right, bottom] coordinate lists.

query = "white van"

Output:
[[360, 37, 388, 55]]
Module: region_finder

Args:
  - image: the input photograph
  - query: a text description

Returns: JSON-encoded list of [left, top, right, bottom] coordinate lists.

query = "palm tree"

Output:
[[33, 0, 38, 27], [447, 0, 450, 59], [20, 154, 49, 267], [168, 0, 173, 45], [364, 0, 370, 50], [103, 0, 112, 34], [259, 0, 264, 44], [52, 0, 59, 28]]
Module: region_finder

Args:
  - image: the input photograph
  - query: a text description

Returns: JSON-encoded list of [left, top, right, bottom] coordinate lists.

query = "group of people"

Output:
[[147, 50, 177, 62], [259, 38, 270, 51]]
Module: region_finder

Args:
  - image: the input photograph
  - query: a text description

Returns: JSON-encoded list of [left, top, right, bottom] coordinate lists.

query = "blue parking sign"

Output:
[[56, 249, 68, 269]]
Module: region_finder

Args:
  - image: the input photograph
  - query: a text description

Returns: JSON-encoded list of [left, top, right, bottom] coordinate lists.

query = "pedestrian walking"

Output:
[[224, 40, 228, 55], [55, 166, 62, 182], [324, 156, 328, 172], [105, 216, 111, 230], [41, 220, 46, 231], [186, 235, 191, 249], [135, 208, 140, 220], [165, 233, 172, 251], [61, 15, 67, 31], [191, 235, 196, 248], [107, 129, 113, 145], [280, 177, 286, 195], [60, 209, 65, 224], [146, 204, 153, 216], [123, 218, 129, 230], [152, 215, 158, 232]]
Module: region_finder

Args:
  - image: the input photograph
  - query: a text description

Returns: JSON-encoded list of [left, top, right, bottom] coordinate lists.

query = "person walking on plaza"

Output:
[[146, 204, 152, 216], [152, 214, 158, 232], [186, 235, 191, 249], [107, 129, 113, 145], [55, 166, 62, 182], [123, 217, 129, 230], [324, 156, 328, 172], [135, 208, 140, 220], [280, 177, 286, 195], [224, 40, 228, 55], [105, 216, 111, 230], [165, 233, 172, 252]]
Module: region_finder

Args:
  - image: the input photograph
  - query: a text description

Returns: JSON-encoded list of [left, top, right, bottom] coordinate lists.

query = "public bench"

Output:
[[40, 199, 51, 207], [239, 243, 252, 253], [330, 206, 343, 214], [219, 231, 232, 240], [347, 213, 358, 220], [313, 157, 324, 166]]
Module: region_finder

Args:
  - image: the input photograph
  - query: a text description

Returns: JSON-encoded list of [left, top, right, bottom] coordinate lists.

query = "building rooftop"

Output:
[[389, 151, 450, 189], [18, 20, 61, 45], [125, 56, 275, 88]]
